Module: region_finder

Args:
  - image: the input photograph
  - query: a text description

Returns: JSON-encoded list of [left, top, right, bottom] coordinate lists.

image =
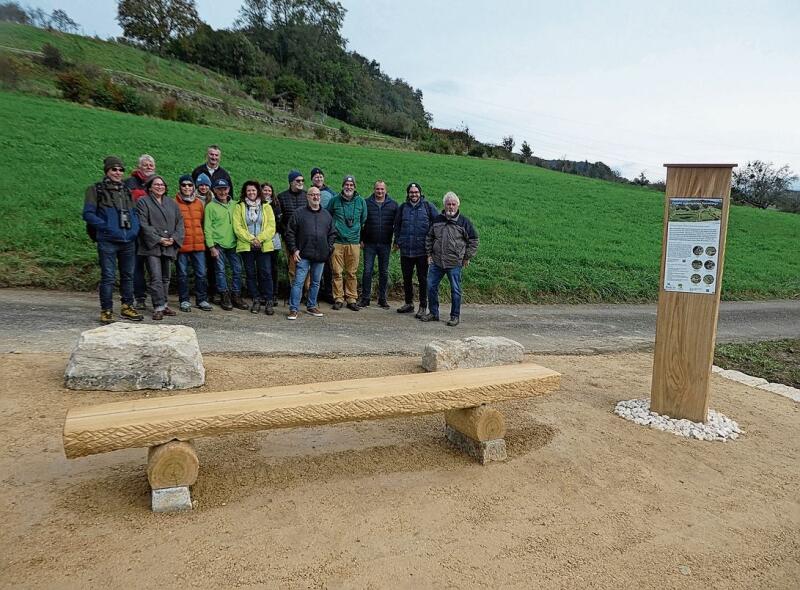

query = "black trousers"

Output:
[[400, 255, 428, 306]]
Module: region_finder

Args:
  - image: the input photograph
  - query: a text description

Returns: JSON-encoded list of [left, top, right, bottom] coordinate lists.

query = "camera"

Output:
[[119, 209, 131, 229]]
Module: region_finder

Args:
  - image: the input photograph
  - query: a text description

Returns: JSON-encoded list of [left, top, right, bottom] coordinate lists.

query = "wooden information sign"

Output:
[[650, 163, 736, 422]]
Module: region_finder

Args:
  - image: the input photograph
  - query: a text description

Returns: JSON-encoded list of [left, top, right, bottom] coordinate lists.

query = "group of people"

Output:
[[83, 145, 479, 327]]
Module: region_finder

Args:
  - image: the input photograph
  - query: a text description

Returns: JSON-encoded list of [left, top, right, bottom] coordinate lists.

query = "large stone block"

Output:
[[422, 336, 524, 372], [64, 324, 205, 391]]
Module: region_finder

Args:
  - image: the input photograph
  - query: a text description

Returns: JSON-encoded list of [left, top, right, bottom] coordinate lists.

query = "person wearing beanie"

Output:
[[276, 170, 308, 286], [310, 166, 336, 303], [193, 171, 216, 301], [175, 174, 212, 313], [83, 155, 143, 324], [326, 175, 367, 311], [123, 154, 157, 309], [195, 172, 212, 204], [358, 180, 398, 309], [136, 175, 185, 320], [191, 144, 232, 188], [393, 181, 440, 318]]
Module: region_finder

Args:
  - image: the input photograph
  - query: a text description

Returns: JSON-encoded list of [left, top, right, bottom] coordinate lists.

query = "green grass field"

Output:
[[1, 91, 798, 302]]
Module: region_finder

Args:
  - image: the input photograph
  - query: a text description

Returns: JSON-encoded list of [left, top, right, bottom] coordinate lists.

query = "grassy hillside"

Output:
[[1, 92, 798, 302]]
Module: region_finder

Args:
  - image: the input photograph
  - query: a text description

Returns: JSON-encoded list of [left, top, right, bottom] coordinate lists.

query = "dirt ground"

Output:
[[0, 352, 798, 589]]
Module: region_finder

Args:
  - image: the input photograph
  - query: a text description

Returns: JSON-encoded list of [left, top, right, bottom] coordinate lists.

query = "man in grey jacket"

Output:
[[421, 192, 479, 326]]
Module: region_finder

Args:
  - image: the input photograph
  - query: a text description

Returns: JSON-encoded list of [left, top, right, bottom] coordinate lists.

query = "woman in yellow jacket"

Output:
[[233, 180, 277, 315]]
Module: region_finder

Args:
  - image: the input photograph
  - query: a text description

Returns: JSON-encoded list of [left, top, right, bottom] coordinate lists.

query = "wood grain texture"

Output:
[[64, 364, 560, 458], [146, 441, 199, 490], [651, 165, 734, 422], [444, 406, 506, 441]]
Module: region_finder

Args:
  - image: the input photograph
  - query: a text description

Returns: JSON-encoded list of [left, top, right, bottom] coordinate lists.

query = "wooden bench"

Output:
[[63, 363, 560, 510]]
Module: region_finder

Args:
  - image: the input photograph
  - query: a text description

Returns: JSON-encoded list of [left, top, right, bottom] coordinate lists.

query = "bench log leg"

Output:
[[444, 406, 507, 464], [147, 440, 198, 512]]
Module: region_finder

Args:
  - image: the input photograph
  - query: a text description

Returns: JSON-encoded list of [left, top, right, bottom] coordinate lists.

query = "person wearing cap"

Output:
[[358, 180, 398, 309], [175, 174, 212, 313], [204, 178, 247, 311], [233, 180, 277, 315], [310, 167, 336, 304], [194, 172, 216, 301], [393, 181, 439, 318], [83, 156, 143, 324], [421, 192, 479, 327], [326, 175, 367, 311], [191, 144, 232, 188], [136, 175, 185, 320], [124, 154, 156, 310], [276, 170, 308, 286]]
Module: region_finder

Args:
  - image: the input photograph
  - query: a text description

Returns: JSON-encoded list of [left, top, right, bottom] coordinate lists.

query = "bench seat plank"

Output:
[[64, 363, 560, 459]]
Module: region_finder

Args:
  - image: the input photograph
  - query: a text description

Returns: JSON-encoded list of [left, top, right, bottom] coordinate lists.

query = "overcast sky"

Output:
[[31, 0, 800, 182]]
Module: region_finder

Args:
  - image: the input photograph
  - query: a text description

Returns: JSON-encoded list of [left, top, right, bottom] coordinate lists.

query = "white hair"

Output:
[[443, 191, 460, 206], [138, 154, 155, 167]]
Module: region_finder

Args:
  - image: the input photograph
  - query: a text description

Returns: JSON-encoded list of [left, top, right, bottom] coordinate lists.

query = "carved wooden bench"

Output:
[[63, 363, 560, 511]]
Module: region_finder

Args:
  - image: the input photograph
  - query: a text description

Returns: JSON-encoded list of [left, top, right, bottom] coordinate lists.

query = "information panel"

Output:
[[663, 197, 722, 294]]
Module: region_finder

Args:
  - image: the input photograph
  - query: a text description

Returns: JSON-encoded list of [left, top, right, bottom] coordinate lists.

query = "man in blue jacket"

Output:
[[83, 156, 143, 324], [359, 180, 398, 308]]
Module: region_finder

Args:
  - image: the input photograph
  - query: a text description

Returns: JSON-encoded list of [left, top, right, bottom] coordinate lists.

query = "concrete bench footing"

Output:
[[445, 425, 507, 464], [151, 486, 193, 513]]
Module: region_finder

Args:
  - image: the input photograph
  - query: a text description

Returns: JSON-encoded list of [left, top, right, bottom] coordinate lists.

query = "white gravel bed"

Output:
[[614, 398, 743, 442]]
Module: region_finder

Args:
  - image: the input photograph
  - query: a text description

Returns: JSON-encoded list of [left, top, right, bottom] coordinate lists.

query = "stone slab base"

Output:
[[151, 486, 192, 513], [445, 425, 507, 464]]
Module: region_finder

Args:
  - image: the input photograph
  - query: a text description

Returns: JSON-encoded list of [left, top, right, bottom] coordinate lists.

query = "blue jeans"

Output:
[[289, 258, 324, 312], [427, 263, 462, 319], [176, 251, 208, 304], [213, 247, 242, 294], [361, 242, 391, 303], [241, 249, 274, 302], [97, 240, 135, 310]]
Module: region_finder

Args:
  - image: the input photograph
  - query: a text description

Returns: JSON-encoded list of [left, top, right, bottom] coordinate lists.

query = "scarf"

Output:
[[245, 198, 261, 224]]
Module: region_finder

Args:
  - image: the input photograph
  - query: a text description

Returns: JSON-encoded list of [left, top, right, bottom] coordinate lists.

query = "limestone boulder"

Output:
[[65, 323, 205, 391], [422, 336, 524, 372]]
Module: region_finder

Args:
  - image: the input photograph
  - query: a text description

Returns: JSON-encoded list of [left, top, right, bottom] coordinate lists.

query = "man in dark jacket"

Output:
[[359, 180, 398, 309], [277, 170, 308, 286], [393, 182, 439, 318], [83, 155, 144, 324], [191, 144, 232, 188], [284, 187, 336, 320], [421, 192, 479, 326]]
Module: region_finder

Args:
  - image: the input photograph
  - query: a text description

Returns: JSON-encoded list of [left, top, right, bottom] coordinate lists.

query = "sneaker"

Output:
[[419, 312, 439, 322], [287, 310, 298, 320], [180, 301, 192, 313], [346, 302, 360, 311], [307, 307, 324, 317], [358, 299, 370, 308], [414, 305, 427, 319], [397, 303, 414, 314], [378, 300, 390, 309], [197, 301, 213, 311], [100, 309, 114, 324], [332, 301, 343, 310], [134, 299, 146, 311], [163, 306, 177, 316], [120, 304, 143, 322], [265, 303, 274, 316], [446, 316, 460, 327]]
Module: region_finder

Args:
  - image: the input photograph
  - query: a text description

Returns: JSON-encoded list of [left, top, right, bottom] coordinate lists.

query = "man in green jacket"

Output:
[[326, 175, 367, 310], [203, 179, 247, 311]]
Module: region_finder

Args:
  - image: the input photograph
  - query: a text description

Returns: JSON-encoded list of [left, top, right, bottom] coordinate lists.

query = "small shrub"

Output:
[[56, 69, 93, 103], [243, 76, 274, 102], [175, 104, 197, 123], [0, 55, 22, 88], [338, 125, 351, 143], [115, 85, 153, 115], [313, 126, 328, 140], [159, 97, 178, 120], [90, 77, 120, 110], [41, 43, 65, 70]]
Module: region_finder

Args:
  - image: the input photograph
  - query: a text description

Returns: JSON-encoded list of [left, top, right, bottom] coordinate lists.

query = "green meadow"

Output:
[[1, 92, 798, 302]]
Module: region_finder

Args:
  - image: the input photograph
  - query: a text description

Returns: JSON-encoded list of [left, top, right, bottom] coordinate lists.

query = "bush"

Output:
[[0, 54, 22, 88], [338, 125, 351, 143], [89, 78, 120, 110], [159, 97, 178, 120], [56, 69, 93, 103], [41, 43, 65, 70], [313, 126, 328, 140], [115, 85, 154, 115], [175, 104, 197, 123], [243, 76, 274, 102]]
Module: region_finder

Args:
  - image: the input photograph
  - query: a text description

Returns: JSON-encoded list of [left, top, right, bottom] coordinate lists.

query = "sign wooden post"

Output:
[[650, 164, 736, 422]]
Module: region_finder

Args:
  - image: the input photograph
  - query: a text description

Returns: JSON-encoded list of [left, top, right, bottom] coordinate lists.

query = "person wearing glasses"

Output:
[[174, 174, 212, 313], [83, 156, 143, 324], [276, 170, 308, 286], [136, 175, 185, 320]]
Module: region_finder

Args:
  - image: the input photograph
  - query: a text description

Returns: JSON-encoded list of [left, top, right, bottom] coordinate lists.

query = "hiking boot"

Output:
[[163, 306, 177, 316], [231, 293, 249, 310], [120, 304, 143, 322], [332, 301, 343, 310], [446, 316, 460, 327], [378, 300, 390, 309], [414, 305, 427, 319], [397, 303, 414, 314], [197, 301, 213, 311], [358, 299, 370, 308], [419, 312, 439, 322], [250, 300, 262, 314], [287, 310, 298, 320], [100, 309, 114, 324], [134, 299, 146, 311], [211, 293, 223, 306], [221, 292, 233, 311], [306, 307, 324, 317], [152, 310, 164, 321], [347, 302, 360, 311], [180, 301, 192, 313], [265, 303, 274, 316]]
